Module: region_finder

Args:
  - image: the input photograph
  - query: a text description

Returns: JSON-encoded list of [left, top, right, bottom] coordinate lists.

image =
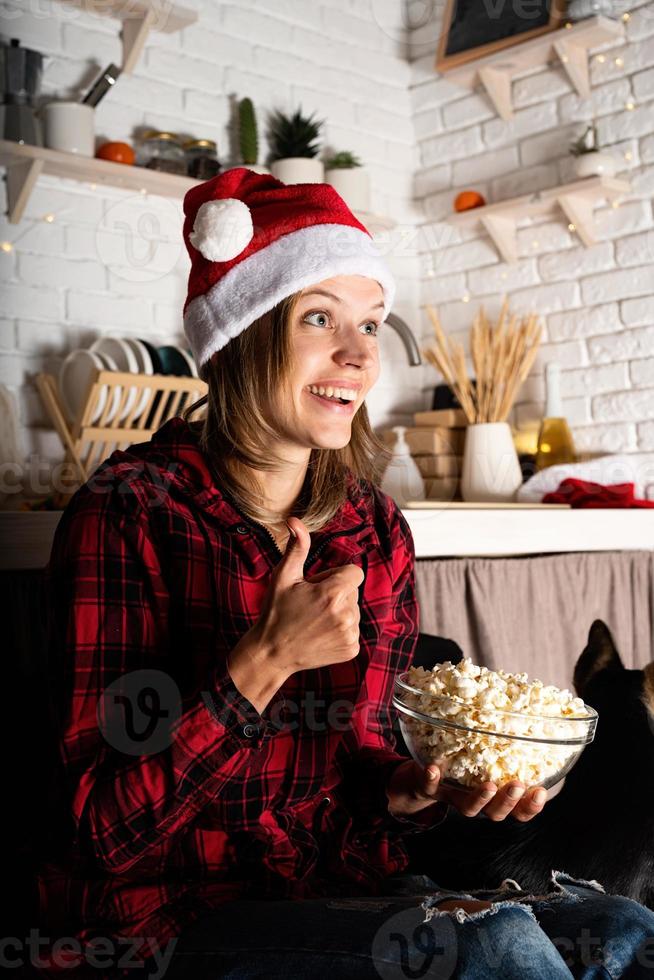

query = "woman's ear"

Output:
[[573, 619, 624, 697]]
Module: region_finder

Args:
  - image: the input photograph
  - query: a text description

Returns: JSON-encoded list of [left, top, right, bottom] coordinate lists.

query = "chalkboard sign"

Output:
[[437, 0, 566, 72]]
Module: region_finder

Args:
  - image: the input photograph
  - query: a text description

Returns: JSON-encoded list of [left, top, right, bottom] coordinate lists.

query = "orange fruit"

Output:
[[96, 141, 136, 165], [454, 190, 486, 212]]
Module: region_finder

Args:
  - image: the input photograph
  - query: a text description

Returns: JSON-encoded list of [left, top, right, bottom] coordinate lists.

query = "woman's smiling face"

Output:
[[272, 274, 384, 452]]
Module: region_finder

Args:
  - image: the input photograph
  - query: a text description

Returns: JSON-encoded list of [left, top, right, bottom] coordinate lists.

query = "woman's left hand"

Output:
[[385, 759, 548, 823]]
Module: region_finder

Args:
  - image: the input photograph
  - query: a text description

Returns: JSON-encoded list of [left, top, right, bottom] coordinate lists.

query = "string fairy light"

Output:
[[0, 210, 65, 254]]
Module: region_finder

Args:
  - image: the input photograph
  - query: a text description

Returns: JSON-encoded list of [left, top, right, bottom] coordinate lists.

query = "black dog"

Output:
[[405, 620, 654, 909]]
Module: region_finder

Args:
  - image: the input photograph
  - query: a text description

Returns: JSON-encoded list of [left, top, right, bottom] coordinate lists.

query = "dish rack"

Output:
[[36, 369, 208, 496]]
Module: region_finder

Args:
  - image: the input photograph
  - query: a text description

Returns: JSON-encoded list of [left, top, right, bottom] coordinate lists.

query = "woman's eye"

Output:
[[303, 311, 331, 328], [302, 311, 378, 336]]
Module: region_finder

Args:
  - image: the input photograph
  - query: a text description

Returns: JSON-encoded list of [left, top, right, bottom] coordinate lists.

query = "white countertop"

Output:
[[402, 503, 654, 557], [1, 505, 654, 569]]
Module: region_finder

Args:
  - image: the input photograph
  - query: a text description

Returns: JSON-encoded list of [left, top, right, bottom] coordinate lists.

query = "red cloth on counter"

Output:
[[542, 477, 654, 508], [34, 416, 437, 978]]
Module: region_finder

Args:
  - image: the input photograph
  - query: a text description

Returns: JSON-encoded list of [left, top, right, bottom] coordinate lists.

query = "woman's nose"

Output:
[[333, 328, 376, 368]]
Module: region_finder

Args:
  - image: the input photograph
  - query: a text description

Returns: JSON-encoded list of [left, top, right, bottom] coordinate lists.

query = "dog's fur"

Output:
[[405, 620, 654, 908]]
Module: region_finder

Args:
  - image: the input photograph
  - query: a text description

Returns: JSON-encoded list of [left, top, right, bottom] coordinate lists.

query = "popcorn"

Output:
[[398, 658, 593, 789]]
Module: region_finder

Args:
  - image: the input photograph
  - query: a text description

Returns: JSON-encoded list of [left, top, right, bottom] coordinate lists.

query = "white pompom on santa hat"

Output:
[[182, 167, 396, 378], [188, 197, 254, 262]]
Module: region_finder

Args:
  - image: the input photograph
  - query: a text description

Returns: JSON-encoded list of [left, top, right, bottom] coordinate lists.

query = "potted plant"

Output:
[[267, 107, 324, 183], [569, 122, 617, 178], [324, 150, 370, 212], [423, 300, 542, 503], [238, 97, 269, 175]]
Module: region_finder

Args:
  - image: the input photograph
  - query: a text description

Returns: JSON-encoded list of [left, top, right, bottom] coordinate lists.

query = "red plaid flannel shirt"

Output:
[[35, 416, 444, 975]]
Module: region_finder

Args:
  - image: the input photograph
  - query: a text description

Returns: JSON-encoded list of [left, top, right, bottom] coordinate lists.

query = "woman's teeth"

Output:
[[307, 384, 357, 403]]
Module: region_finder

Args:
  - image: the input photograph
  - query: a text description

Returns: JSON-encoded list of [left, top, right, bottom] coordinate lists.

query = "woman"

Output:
[[36, 170, 654, 980]]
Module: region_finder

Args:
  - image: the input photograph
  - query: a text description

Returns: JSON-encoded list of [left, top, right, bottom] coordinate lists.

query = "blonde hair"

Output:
[[182, 290, 390, 533]]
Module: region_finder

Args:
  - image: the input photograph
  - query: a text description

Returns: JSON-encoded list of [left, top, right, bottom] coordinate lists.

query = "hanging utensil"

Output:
[[80, 63, 121, 107]]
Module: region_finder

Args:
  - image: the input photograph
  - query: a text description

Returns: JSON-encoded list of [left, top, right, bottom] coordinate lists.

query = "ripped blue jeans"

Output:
[[158, 871, 654, 979]]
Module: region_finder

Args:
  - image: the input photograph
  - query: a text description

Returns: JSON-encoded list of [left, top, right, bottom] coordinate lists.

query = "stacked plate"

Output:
[[59, 337, 199, 426]]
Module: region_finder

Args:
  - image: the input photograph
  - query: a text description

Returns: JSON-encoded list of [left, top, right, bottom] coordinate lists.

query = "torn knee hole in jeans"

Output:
[[421, 896, 539, 926], [549, 869, 606, 895], [419, 868, 606, 926]]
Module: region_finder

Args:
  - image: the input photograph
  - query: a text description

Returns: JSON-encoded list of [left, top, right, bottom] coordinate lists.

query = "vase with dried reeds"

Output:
[[422, 298, 543, 502]]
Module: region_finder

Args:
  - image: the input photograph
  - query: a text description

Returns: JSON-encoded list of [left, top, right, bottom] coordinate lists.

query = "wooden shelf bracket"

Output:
[[6, 156, 43, 224], [441, 17, 625, 121], [446, 176, 630, 263], [478, 66, 514, 121], [480, 213, 518, 264], [553, 38, 591, 98], [120, 6, 158, 74], [556, 190, 596, 246], [54, 0, 198, 75]]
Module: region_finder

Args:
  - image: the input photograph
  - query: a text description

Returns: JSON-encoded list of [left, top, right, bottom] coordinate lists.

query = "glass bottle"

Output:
[[535, 363, 577, 471], [136, 130, 186, 174], [183, 138, 222, 180]]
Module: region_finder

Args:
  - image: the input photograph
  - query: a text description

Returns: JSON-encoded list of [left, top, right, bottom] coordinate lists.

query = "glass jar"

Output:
[[183, 138, 222, 180], [136, 130, 186, 174]]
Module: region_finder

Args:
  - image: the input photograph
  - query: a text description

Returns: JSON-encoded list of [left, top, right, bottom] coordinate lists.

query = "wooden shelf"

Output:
[[56, 0, 198, 73], [441, 16, 625, 121], [0, 139, 197, 222], [446, 175, 630, 264], [0, 140, 396, 232]]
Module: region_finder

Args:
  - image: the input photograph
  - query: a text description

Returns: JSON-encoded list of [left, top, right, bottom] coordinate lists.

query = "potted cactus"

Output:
[[569, 122, 617, 178], [324, 150, 370, 212], [238, 97, 269, 175], [267, 107, 324, 184]]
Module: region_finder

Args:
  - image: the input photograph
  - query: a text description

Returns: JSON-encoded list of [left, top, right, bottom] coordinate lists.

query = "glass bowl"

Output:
[[393, 670, 598, 792]]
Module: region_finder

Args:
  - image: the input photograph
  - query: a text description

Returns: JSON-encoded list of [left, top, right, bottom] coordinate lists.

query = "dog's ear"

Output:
[[573, 620, 624, 697], [642, 662, 654, 719]]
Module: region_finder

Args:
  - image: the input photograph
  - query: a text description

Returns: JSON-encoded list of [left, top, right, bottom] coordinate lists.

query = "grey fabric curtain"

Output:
[[415, 551, 654, 690]]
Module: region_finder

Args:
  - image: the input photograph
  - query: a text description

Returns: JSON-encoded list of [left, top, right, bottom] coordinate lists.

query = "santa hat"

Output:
[[182, 167, 396, 377]]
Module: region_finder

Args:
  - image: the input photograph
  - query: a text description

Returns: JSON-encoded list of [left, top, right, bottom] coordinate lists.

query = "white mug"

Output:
[[42, 102, 95, 156]]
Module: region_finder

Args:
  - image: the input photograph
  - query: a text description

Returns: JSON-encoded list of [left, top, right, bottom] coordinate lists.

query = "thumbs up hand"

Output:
[[255, 517, 364, 677]]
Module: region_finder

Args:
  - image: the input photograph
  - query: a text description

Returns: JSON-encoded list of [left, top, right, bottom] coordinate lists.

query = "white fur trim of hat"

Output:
[[184, 223, 396, 376]]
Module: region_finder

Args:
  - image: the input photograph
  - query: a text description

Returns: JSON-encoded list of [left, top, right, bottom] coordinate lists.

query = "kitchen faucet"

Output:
[[384, 312, 422, 366]]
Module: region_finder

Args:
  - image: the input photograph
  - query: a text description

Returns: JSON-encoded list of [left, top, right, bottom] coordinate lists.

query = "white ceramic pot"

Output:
[[325, 167, 370, 212], [460, 422, 523, 503], [270, 157, 324, 184], [42, 101, 95, 156], [574, 152, 618, 178]]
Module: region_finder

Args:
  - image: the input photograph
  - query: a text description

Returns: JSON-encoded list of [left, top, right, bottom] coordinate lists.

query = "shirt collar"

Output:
[[147, 416, 375, 539]]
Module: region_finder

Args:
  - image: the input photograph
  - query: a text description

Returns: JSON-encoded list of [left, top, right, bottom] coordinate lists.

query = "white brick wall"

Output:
[[0, 0, 424, 475], [2, 0, 653, 479], [411, 0, 654, 455]]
